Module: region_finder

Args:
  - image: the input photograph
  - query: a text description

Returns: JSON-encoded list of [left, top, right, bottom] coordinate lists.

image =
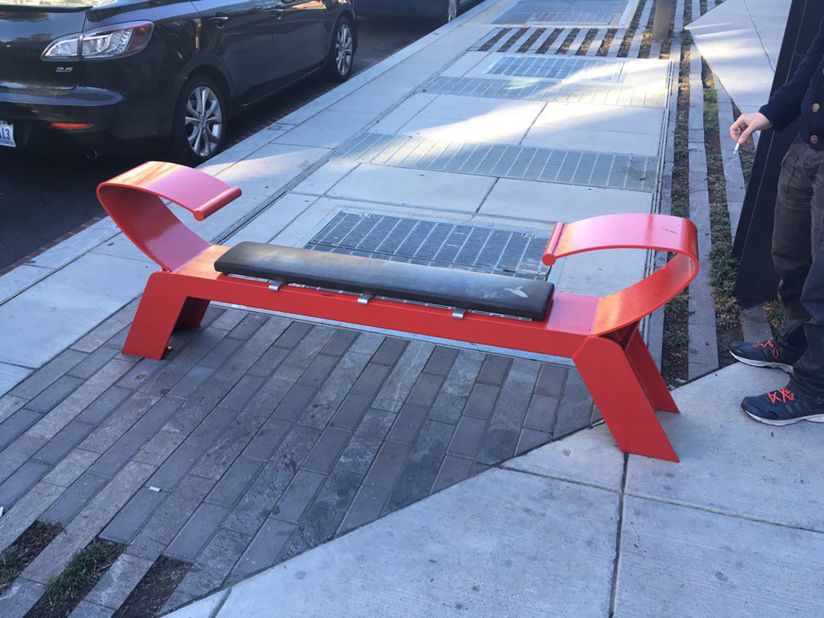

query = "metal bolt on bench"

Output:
[[97, 162, 699, 462]]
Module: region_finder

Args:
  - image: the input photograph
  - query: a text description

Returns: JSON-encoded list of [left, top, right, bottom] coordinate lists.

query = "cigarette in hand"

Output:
[[733, 142, 741, 155]]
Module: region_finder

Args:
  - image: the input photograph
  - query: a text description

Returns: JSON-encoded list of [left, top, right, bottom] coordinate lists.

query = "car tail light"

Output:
[[50, 122, 95, 130], [42, 21, 153, 61]]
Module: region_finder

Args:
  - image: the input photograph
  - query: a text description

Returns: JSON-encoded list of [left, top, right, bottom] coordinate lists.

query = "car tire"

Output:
[[325, 15, 355, 83], [171, 75, 227, 165], [436, 0, 459, 25]]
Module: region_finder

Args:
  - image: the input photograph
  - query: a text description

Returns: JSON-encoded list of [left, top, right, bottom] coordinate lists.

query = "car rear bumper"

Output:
[[0, 86, 168, 154]]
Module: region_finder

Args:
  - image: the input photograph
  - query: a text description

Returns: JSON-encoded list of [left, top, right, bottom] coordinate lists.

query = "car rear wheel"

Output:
[[325, 16, 355, 83], [172, 75, 227, 165]]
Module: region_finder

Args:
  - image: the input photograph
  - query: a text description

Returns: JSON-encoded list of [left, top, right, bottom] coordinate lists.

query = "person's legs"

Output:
[[730, 139, 811, 371], [741, 142, 824, 425], [772, 139, 814, 354], [791, 146, 824, 396]]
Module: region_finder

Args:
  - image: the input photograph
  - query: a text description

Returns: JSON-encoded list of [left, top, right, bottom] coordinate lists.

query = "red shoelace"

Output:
[[754, 339, 781, 360], [767, 387, 795, 405]]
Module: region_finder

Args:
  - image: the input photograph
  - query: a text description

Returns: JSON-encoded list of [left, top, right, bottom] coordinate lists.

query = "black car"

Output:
[[0, 0, 357, 163], [357, 0, 471, 23]]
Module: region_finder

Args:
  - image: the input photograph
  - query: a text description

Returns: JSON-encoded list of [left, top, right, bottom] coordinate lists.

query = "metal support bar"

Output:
[[652, 0, 676, 41]]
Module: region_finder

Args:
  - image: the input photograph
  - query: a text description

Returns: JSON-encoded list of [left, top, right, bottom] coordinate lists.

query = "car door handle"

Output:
[[208, 14, 230, 27]]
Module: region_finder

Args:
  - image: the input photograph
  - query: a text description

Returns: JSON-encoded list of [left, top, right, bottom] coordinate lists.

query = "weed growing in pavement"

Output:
[[0, 521, 62, 596], [31, 539, 123, 617], [577, 28, 599, 56], [703, 60, 745, 363], [597, 29, 618, 56], [662, 28, 693, 385], [557, 28, 580, 54], [618, 0, 648, 57]]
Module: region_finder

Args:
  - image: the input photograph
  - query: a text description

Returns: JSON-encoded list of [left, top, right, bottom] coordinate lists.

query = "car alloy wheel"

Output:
[[184, 85, 224, 159], [335, 22, 354, 77]]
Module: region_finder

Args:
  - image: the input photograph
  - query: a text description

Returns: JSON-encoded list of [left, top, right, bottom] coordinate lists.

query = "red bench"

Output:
[[98, 161, 699, 462]]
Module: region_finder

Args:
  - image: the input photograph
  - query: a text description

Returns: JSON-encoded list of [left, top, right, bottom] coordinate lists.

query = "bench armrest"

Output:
[[97, 161, 241, 272], [543, 214, 700, 336]]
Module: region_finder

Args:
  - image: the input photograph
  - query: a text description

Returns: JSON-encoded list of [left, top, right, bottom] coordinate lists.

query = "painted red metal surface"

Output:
[[98, 161, 700, 462]]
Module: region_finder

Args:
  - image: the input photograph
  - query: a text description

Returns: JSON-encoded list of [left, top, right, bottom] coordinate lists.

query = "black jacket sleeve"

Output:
[[760, 17, 824, 131]]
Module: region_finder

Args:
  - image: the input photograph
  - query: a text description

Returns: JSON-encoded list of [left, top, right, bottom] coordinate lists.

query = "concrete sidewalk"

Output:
[[5, 0, 814, 617], [170, 363, 824, 618], [0, 0, 669, 389], [0, 0, 680, 615], [688, 0, 791, 113]]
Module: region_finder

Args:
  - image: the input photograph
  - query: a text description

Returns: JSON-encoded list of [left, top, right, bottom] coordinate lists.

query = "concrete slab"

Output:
[[440, 51, 489, 78], [215, 142, 331, 200], [226, 193, 317, 245], [616, 495, 824, 617], [166, 591, 228, 618], [275, 109, 377, 149], [90, 234, 153, 264], [371, 94, 438, 135], [396, 95, 546, 144], [614, 57, 671, 89], [292, 160, 360, 196], [181, 468, 619, 618], [688, 0, 791, 113], [30, 219, 119, 270], [0, 265, 50, 305], [504, 425, 625, 491], [626, 363, 824, 533], [0, 253, 154, 368], [480, 179, 652, 222], [556, 248, 648, 296], [0, 363, 32, 398], [523, 103, 665, 156], [328, 165, 497, 213]]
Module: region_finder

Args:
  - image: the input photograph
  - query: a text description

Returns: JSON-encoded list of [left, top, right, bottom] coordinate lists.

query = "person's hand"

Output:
[[730, 112, 773, 146]]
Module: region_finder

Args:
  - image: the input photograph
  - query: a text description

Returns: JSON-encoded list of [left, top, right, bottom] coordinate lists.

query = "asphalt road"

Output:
[[0, 15, 436, 271]]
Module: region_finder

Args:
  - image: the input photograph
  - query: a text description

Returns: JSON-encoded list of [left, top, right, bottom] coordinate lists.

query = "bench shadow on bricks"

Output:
[[0, 301, 596, 614]]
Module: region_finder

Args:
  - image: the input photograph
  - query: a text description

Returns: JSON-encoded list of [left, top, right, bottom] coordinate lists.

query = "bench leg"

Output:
[[625, 328, 679, 413], [122, 273, 188, 360], [177, 298, 211, 329], [574, 334, 678, 462]]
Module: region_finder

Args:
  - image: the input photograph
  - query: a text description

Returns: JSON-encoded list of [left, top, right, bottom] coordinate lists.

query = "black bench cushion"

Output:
[[215, 242, 554, 321]]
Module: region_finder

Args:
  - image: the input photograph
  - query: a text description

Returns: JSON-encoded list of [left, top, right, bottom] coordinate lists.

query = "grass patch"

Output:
[[556, 28, 580, 54], [0, 521, 61, 596], [662, 28, 693, 386], [537, 28, 563, 54], [703, 60, 745, 365], [114, 555, 189, 618], [28, 539, 123, 618], [576, 28, 599, 56], [765, 298, 785, 333], [639, 0, 657, 58], [618, 0, 648, 57], [597, 29, 618, 56]]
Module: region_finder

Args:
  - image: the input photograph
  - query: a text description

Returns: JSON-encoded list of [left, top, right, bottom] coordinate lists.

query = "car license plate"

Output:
[[0, 121, 15, 148]]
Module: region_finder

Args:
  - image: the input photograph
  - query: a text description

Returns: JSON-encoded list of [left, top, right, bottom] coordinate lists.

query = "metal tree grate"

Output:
[[493, 0, 635, 26], [423, 76, 667, 109], [336, 133, 657, 193], [485, 55, 625, 82], [306, 212, 551, 280]]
